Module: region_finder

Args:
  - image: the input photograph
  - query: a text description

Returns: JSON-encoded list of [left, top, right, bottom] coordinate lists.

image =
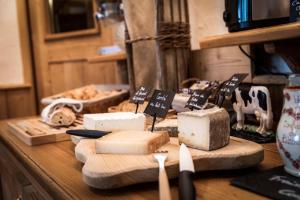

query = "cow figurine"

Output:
[[231, 86, 273, 135]]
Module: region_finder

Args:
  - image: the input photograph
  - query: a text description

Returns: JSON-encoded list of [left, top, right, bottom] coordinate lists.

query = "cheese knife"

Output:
[[179, 143, 196, 200], [66, 129, 111, 138]]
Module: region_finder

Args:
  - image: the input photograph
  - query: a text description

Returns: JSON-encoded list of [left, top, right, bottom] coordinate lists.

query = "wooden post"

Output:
[[156, 0, 167, 90], [124, 22, 136, 96]]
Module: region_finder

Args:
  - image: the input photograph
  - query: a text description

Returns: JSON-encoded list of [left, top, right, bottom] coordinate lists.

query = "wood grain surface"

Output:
[[0, 118, 283, 200], [0, 0, 37, 120], [75, 137, 264, 189], [8, 117, 82, 146], [199, 22, 300, 49], [28, 0, 126, 112], [188, 0, 251, 83]]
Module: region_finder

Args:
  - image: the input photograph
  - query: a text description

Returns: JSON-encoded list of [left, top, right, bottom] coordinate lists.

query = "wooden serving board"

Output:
[[8, 117, 83, 146], [75, 137, 264, 189]]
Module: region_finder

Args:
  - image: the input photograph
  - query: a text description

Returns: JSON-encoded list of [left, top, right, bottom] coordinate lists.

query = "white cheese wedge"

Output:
[[84, 112, 145, 131], [95, 131, 170, 155], [178, 107, 230, 151]]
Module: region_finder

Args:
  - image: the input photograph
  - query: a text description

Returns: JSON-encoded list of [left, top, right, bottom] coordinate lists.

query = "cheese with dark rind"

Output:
[[178, 107, 230, 151], [151, 119, 178, 137], [95, 131, 170, 154]]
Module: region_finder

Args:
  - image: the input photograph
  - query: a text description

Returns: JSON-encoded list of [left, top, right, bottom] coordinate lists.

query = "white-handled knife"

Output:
[[179, 143, 196, 200]]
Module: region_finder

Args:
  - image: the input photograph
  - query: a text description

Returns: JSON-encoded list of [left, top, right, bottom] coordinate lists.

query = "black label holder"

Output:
[[144, 90, 175, 132], [130, 86, 151, 114]]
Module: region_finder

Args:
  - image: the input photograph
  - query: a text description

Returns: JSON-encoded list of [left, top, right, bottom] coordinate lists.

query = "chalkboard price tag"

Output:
[[144, 90, 175, 131], [220, 73, 248, 96], [290, 0, 300, 20], [232, 166, 300, 200], [130, 86, 150, 104], [185, 90, 212, 110], [144, 90, 175, 118]]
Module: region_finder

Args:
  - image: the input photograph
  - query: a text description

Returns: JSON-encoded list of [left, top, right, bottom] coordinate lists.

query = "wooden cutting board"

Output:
[[75, 137, 264, 189], [8, 117, 83, 146]]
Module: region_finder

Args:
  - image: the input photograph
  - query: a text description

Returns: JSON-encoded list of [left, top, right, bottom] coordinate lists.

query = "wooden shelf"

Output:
[[45, 28, 100, 41], [199, 22, 300, 49], [87, 51, 126, 63], [0, 83, 31, 91]]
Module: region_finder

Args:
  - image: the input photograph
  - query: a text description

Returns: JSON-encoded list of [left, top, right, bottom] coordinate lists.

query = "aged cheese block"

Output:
[[178, 107, 230, 151], [172, 94, 190, 113], [151, 119, 178, 137], [84, 112, 145, 131], [95, 131, 170, 155]]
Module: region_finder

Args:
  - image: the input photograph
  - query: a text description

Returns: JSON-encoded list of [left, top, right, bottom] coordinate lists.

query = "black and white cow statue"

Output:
[[231, 86, 273, 135]]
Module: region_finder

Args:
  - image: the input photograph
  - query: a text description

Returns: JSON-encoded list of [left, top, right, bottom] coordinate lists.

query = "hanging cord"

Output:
[[238, 45, 256, 66]]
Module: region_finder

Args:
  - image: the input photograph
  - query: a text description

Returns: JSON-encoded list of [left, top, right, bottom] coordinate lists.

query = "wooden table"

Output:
[[0, 118, 282, 200]]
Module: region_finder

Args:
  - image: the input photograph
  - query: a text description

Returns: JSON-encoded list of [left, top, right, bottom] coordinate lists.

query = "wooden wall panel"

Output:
[[188, 0, 252, 82], [0, 0, 24, 84], [6, 89, 36, 118], [0, 88, 36, 120], [82, 62, 116, 85], [0, 0, 37, 120], [49, 61, 123, 95], [47, 26, 114, 63], [28, 0, 52, 102], [114, 60, 129, 84], [63, 62, 85, 90], [102, 63, 117, 83], [29, 0, 126, 112], [189, 0, 227, 50], [49, 62, 85, 94], [190, 46, 252, 82], [0, 92, 8, 119], [49, 63, 66, 94]]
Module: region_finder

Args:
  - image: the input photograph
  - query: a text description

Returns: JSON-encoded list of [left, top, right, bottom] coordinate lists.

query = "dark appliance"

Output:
[[224, 0, 291, 32]]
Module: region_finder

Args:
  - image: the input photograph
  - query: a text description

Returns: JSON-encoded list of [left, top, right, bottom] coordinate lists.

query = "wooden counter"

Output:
[[0, 118, 282, 200]]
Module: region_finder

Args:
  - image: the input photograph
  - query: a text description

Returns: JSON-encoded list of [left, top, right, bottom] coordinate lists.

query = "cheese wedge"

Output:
[[151, 119, 178, 137], [172, 94, 190, 113], [84, 112, 145, 131], [95, 131, 170, 154], [178, 107, 230, 151]]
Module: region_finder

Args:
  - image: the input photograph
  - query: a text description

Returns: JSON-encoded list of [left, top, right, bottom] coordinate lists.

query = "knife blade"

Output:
[[179, 143, 196, 200], [66, 129, 111, 138]]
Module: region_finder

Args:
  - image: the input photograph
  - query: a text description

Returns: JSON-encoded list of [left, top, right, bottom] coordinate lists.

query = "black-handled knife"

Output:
[[66, 129, 111, 138], [179, 143, 196, 200]]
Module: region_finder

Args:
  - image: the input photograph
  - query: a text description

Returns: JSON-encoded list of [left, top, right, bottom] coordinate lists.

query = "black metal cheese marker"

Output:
[[216, 73, 248, 107], [144, 90, 175, 132], [66, 129, 111, 138], [130, 86, 150, 114]]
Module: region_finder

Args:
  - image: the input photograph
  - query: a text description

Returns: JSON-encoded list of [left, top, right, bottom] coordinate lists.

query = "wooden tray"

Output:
[[75, 137, 264, 189], [41, 84, 130, 113], [8, 118, 83, 146]]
